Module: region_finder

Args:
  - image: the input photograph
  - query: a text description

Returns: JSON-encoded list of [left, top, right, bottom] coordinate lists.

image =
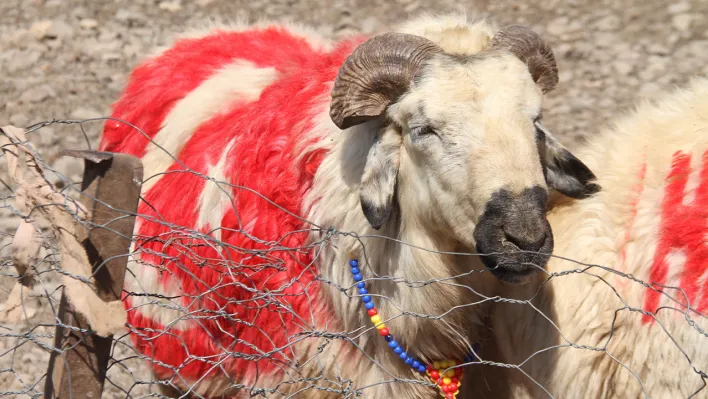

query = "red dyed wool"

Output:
[[643, 150, 708, 323], [99, 26, 367, 386]]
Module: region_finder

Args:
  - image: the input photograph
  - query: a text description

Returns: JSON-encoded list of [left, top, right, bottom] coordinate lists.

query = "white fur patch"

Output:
[[196, 138, 238, 241], [396, 12, 496, 55], [682, 152, 704, 206], [140, 60, 279, 193], [124, 251, 193, 331]]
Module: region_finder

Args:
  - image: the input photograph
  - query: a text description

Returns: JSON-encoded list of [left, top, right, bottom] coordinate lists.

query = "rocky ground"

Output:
[[2, 0, 708, 397]]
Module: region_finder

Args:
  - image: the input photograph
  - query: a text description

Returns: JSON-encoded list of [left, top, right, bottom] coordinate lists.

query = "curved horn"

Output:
[[330, 33, 443, 130], [488, 25, 559, 93]]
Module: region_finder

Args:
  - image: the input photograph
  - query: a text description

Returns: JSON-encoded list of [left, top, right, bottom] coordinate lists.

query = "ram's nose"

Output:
[[473, 186, 554, 284], [501, 209, 548, 252], [503, 225, 546, 252]]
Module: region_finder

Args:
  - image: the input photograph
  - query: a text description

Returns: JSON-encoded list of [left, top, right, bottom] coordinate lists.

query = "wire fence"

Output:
[[1, 119, 707, 399]]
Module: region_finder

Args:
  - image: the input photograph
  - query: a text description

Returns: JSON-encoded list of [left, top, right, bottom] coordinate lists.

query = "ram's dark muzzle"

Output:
[[473, 186, 553, 284]]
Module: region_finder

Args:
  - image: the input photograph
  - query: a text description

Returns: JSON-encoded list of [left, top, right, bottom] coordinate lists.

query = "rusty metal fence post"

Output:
[[44, 150, 143, 399]]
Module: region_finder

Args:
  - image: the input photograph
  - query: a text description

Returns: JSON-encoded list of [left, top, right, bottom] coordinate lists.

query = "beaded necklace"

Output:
[[347, 257, 479, 399]]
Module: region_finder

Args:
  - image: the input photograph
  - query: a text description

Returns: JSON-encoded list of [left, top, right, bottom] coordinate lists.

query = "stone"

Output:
[[6, 28, 32, 47], [360, 17, 379, 34], [115, 9, 145, 23], [5, 50, 41, 74], [70, 106, 101, 120], [46, 20, 73, 39], [102, 52, 123, 62], [37, 127, 57, 147], [613, 61, 634, 76], [639, 82, 663, 99], [51, 154, 85, 181], [671, 13, 693, 32], [79, 18, 99, 29], [122, 43, 143, 59], [29, 20, 53, 40], [668, 1, 691, 14], [594, 14, 621, 31], [9, 113, 29, 127], [0, 215, 20, 233], [158, 0, 183, 12], [646, 43, 670, 55], [82, 38, 121, 56], [546, 16, 570, 36], [19, 86, 56, 104]]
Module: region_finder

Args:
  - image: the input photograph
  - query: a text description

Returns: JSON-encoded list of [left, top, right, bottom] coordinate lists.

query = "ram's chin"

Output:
[[477, 249, 551, 285]]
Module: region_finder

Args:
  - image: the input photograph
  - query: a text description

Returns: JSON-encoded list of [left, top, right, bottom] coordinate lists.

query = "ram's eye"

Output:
[[410, 126, 437, 138]]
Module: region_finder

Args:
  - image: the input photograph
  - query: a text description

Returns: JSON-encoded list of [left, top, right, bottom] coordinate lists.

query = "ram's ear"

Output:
[[360, 125, 401, 229], [537, 123, 601, 199]]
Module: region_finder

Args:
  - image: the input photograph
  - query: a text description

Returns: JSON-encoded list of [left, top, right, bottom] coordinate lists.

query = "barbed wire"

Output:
[[0, 119, 707, 399]]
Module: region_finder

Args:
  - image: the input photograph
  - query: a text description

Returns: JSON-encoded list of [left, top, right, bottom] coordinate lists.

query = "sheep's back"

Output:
[[98, 24, 367, 391]]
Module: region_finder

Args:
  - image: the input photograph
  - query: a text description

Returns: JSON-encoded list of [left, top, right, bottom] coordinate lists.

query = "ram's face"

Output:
[[330, 26, 600, 284]]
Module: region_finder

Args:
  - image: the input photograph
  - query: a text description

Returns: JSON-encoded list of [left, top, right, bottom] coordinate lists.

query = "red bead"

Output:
[[446, 394, 454, 399], [455, 368, 463, 376], [426, 364, 434, 372], [379, 328, 390, 336], [367, 308, 378, 316], [451, 376, 459, 384], [429, 370, 440, 380]]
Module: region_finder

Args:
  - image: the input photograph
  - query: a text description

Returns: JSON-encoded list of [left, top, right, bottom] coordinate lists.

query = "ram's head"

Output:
[[330, 25, 600, 284]]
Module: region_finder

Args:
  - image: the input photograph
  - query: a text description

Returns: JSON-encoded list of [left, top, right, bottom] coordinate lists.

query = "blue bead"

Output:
[[350, 267, 360, 275], [356, 282, 365, 289], [417, 365, 426, 373], [358, 287, 368, 295], [365, 302, 375, 310], [412, 360, 420, 369], [350, 259, 358, 267], [404, 356, 413, 365], [394, 346, 403, 354], [362, 295, 371, 303], [353, 273, 363, 282], [384, 335, 393, 342], [388, 340, 398, 349], [399, 351, 407, 359]]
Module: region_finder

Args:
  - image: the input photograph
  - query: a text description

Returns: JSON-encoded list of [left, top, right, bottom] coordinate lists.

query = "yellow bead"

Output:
[[370, 315, 381, 324], [448, 360, 456, 366], [433, 361, 441, 369], [443, 377, 451, 385], [376, 323, 386, 330], [444, 369, 455, 378]]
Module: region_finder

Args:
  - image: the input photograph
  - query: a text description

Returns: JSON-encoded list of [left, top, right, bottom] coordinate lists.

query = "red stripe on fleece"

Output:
[[99, 26, 327, 157], [114, 34, 368, 385], [643, 151, 708, 323], [684, 151, 708, 312]]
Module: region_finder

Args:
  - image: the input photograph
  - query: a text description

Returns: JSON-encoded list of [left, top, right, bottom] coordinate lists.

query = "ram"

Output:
[[488, 77, 708, 398], [99, 14, 596, 398]]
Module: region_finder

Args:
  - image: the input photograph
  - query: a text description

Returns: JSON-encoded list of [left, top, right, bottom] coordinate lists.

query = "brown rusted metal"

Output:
[[44, 150, 143, 399]]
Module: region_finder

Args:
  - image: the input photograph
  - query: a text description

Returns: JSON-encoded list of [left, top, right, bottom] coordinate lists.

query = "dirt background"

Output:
[[1, 0, 708, 397]]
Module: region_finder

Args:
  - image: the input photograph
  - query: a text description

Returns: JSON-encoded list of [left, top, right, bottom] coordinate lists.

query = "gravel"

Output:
[[1, 0, 707, 397]]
